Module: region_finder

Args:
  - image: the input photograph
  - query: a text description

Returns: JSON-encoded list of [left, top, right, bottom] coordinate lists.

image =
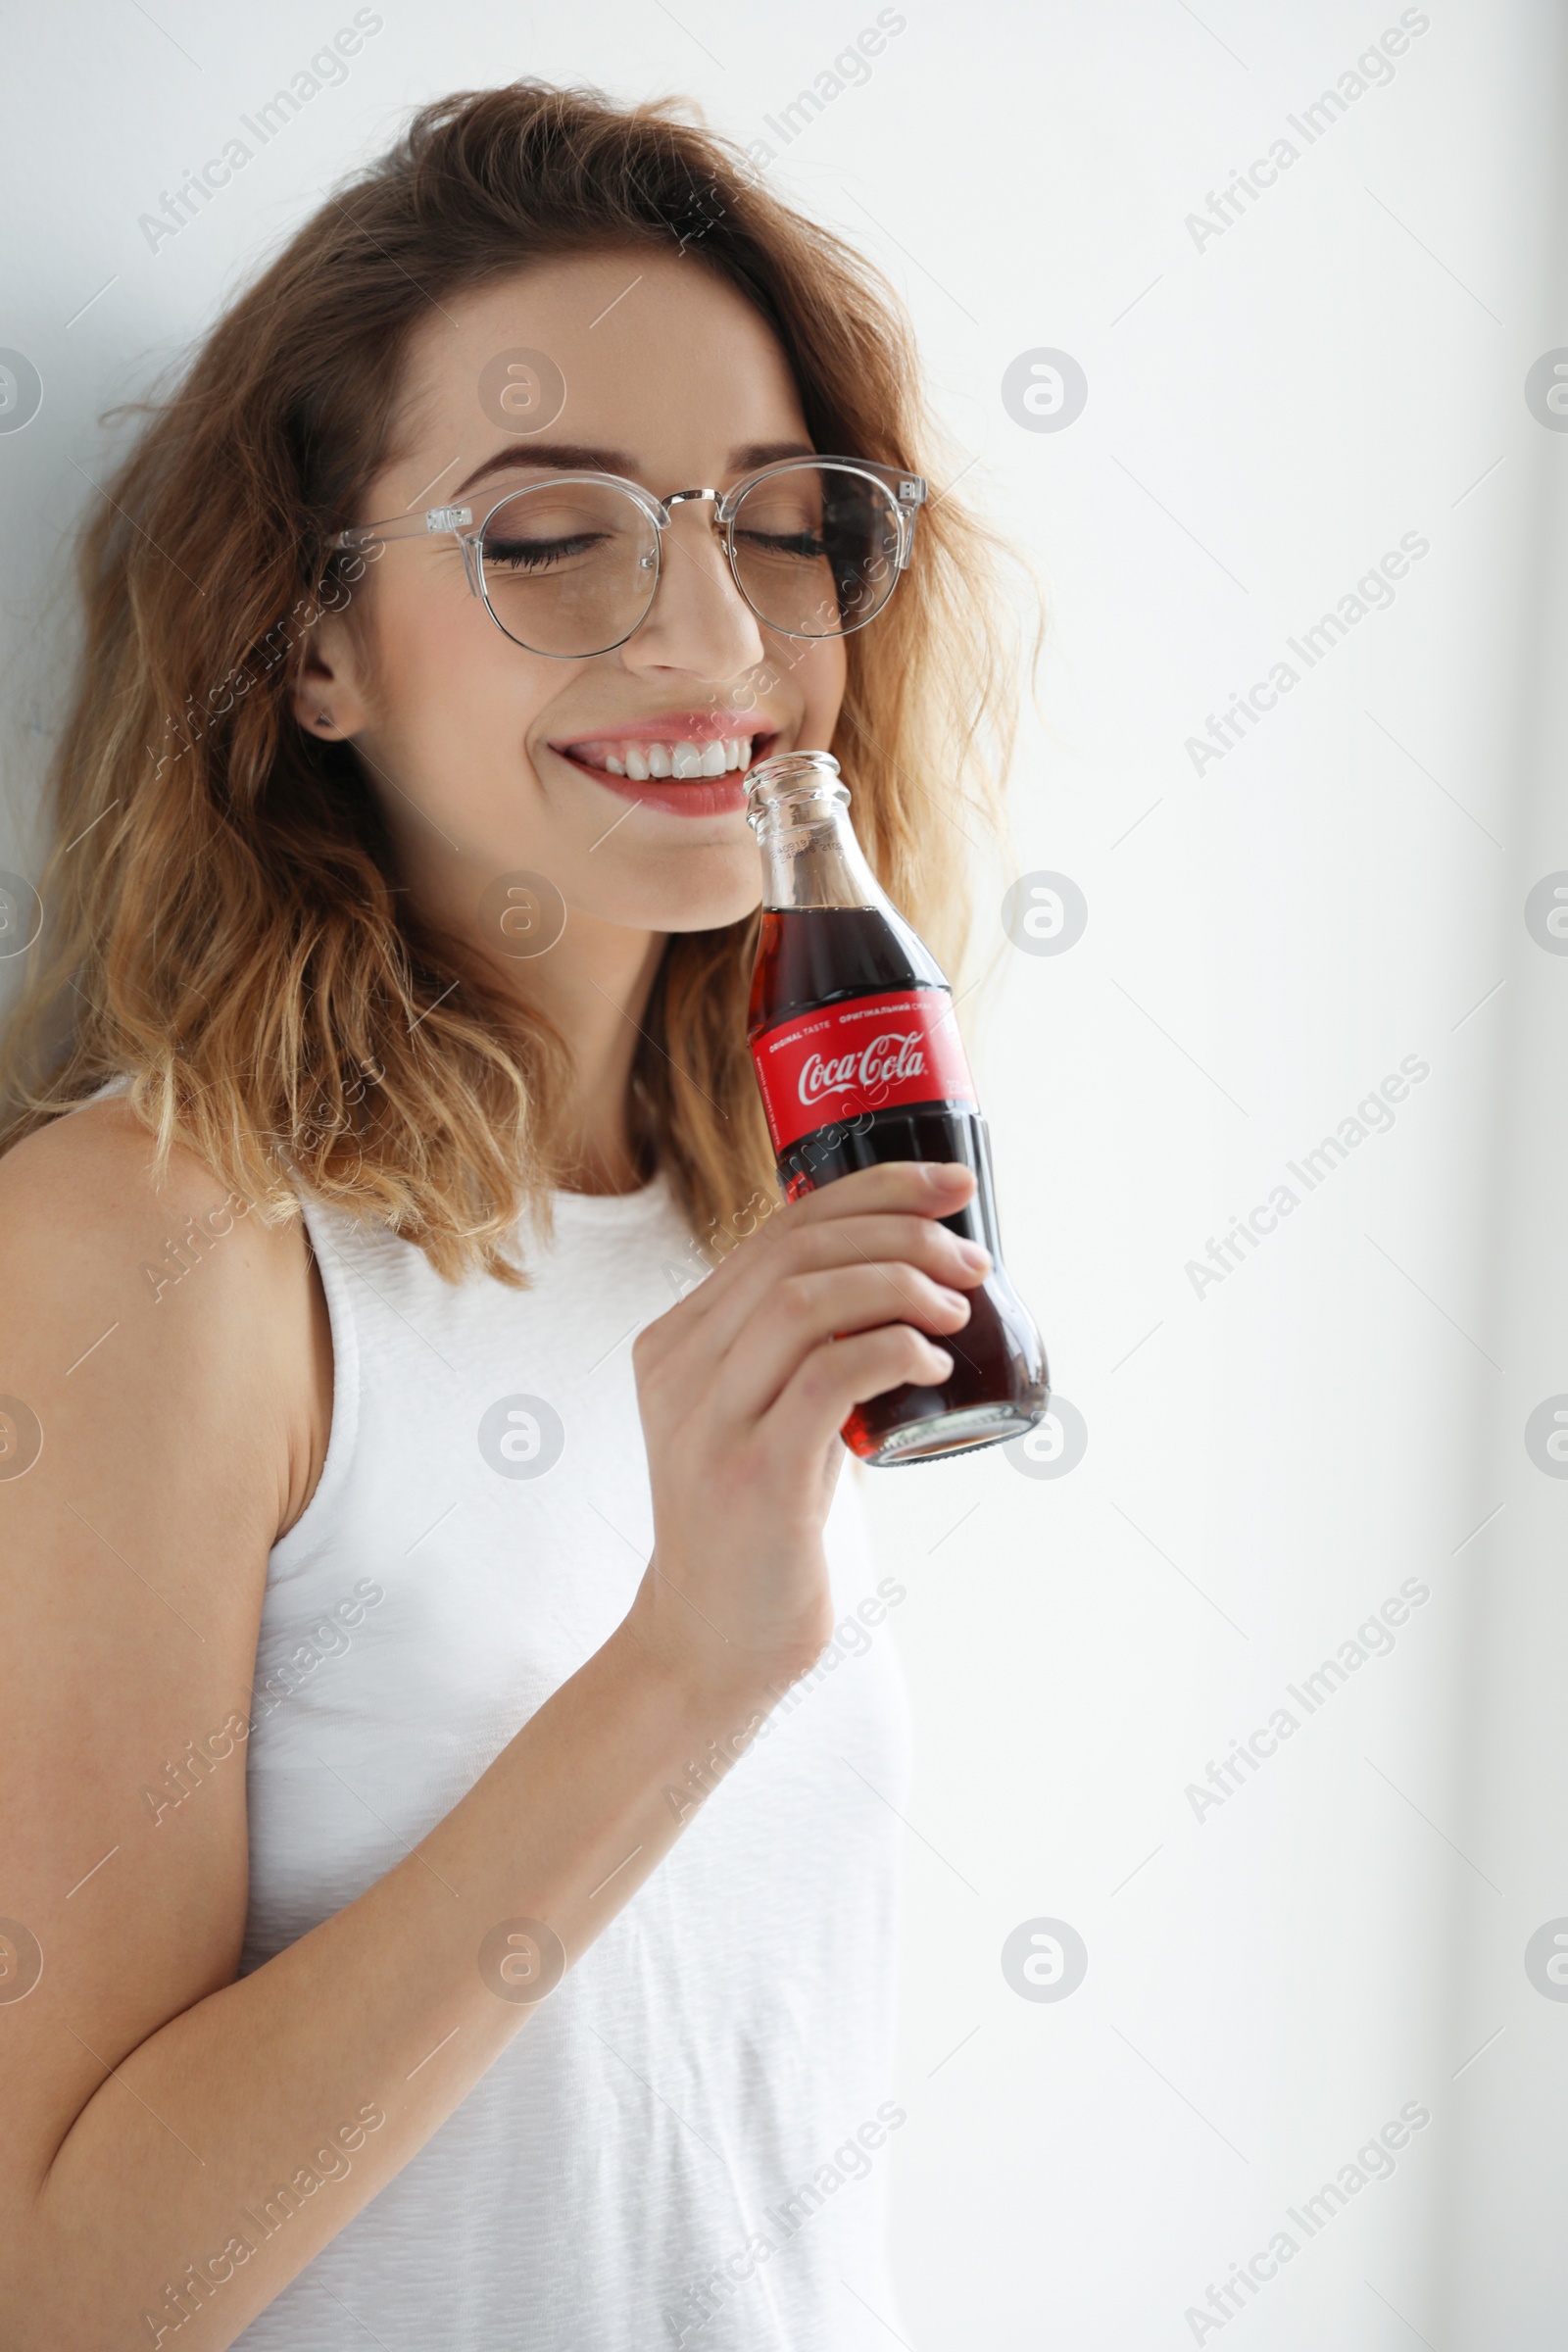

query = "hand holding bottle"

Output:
[[623, 1158, 989, 1696]]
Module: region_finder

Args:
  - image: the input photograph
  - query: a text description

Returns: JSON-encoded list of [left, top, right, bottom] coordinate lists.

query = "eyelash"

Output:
[[482, 533, 609, 571]]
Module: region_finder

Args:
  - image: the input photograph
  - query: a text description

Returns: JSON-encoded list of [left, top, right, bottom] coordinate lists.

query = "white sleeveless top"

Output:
[[194, 1143, 916, 2351]]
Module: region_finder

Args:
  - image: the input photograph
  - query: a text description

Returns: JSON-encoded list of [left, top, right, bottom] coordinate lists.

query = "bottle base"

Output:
[[858, 1397, 1044, 1468]]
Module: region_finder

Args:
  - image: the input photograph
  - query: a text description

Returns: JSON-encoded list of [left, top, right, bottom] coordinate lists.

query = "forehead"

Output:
[[389, 247, 809, 488]]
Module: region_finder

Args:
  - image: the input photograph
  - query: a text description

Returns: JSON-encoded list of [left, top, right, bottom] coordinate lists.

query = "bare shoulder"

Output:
[[0, 1095, 331, 1544], [4, 1090, 277, 1240]]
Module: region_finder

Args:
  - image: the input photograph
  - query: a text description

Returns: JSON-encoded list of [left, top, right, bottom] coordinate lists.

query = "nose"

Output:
[[618, 500, 767, 680]]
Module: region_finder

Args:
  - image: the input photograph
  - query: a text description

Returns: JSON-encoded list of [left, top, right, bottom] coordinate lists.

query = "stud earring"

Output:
[[316, 711, 334, 731]]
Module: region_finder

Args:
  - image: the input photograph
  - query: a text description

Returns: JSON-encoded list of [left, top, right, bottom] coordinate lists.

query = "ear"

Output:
[[290, 611, 372, 742]]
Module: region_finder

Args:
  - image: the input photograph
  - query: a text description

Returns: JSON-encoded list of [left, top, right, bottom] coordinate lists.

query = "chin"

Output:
[[592, 845, 761, 936]]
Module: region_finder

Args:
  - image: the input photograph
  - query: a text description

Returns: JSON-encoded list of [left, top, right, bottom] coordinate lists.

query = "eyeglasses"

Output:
[[328, 456, 926, 660]]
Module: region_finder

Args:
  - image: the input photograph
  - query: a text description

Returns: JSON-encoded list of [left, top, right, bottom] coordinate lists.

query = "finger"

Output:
[[790, 1157, 976, 1227], [763, 1322, 956, 1459], [664, 1162, 982, 1357], [718, 1261, 973, 1422], [682, 1212, 990, 1378]]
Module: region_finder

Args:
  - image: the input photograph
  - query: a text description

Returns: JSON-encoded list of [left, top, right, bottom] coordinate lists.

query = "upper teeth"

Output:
[[570, 735, 757, 781]]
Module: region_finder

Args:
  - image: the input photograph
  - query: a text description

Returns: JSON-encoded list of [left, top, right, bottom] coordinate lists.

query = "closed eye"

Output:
[[733, 527, 830, 561], [483, 531, 611, 572]]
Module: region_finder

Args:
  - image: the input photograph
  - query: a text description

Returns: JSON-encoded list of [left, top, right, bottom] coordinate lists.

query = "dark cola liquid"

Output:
[[748, 906, 1049, 1465]]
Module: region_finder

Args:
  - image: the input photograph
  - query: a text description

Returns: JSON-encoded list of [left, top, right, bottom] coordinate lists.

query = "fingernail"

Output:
[[955, 1240, 991, 1272], [922, 1161, 971, 1191], [935, 1285, 969, 1310], [924, 1346, 955, 1376]]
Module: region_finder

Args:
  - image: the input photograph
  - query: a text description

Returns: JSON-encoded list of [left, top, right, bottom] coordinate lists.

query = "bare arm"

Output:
[[0, 1107, 984, 2351]]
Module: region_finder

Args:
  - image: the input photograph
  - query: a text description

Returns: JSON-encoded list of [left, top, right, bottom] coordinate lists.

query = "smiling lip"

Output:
[[546, 710, 781, 819]]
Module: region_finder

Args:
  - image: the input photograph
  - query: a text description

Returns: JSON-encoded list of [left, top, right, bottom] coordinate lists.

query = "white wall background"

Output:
[[3, 4, 1564, 2346]]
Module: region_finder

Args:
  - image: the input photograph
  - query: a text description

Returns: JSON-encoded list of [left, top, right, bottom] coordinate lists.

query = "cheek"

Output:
[[367, 572, 559, 790], [784, 634, 848, 736], [372, 564, 497, 698]]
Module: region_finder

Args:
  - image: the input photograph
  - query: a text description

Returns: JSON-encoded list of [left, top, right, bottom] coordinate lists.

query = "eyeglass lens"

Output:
[[475, 465, 905, 657]]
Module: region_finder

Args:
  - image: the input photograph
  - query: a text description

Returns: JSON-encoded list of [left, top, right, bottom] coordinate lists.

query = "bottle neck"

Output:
[[745, 750, 887, 911]]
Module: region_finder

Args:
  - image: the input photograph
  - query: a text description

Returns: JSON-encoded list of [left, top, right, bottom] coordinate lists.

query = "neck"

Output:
[[494, 911, 665, 1195], [403, 877, 665, 1196], [374, 795, 668, 1196]]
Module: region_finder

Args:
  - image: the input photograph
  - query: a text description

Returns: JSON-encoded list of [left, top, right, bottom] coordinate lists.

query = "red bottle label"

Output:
[[750, 987, 978, 1154]]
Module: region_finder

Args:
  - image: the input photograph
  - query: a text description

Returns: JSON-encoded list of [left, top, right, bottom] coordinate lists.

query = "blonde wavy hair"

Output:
[[0, 80, 1041, 1286]]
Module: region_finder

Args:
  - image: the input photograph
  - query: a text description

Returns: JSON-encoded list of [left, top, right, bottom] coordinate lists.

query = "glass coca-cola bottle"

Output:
[[745, 749, 1049, 1467]]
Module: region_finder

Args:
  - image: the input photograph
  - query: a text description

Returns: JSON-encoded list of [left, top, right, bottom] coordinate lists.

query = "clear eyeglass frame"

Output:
[[326, 455, 928, 658]]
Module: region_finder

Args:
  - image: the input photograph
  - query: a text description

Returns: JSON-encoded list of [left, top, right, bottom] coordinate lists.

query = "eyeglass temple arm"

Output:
[[894, 474, 927, 568], [330, 505, 476, 553]]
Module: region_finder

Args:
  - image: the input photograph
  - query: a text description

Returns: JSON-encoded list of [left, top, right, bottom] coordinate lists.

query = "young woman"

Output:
[[0, 82, 1029, 2352]]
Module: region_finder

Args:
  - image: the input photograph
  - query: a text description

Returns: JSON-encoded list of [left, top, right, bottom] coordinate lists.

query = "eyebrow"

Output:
[[450, 438, 818, 500]]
